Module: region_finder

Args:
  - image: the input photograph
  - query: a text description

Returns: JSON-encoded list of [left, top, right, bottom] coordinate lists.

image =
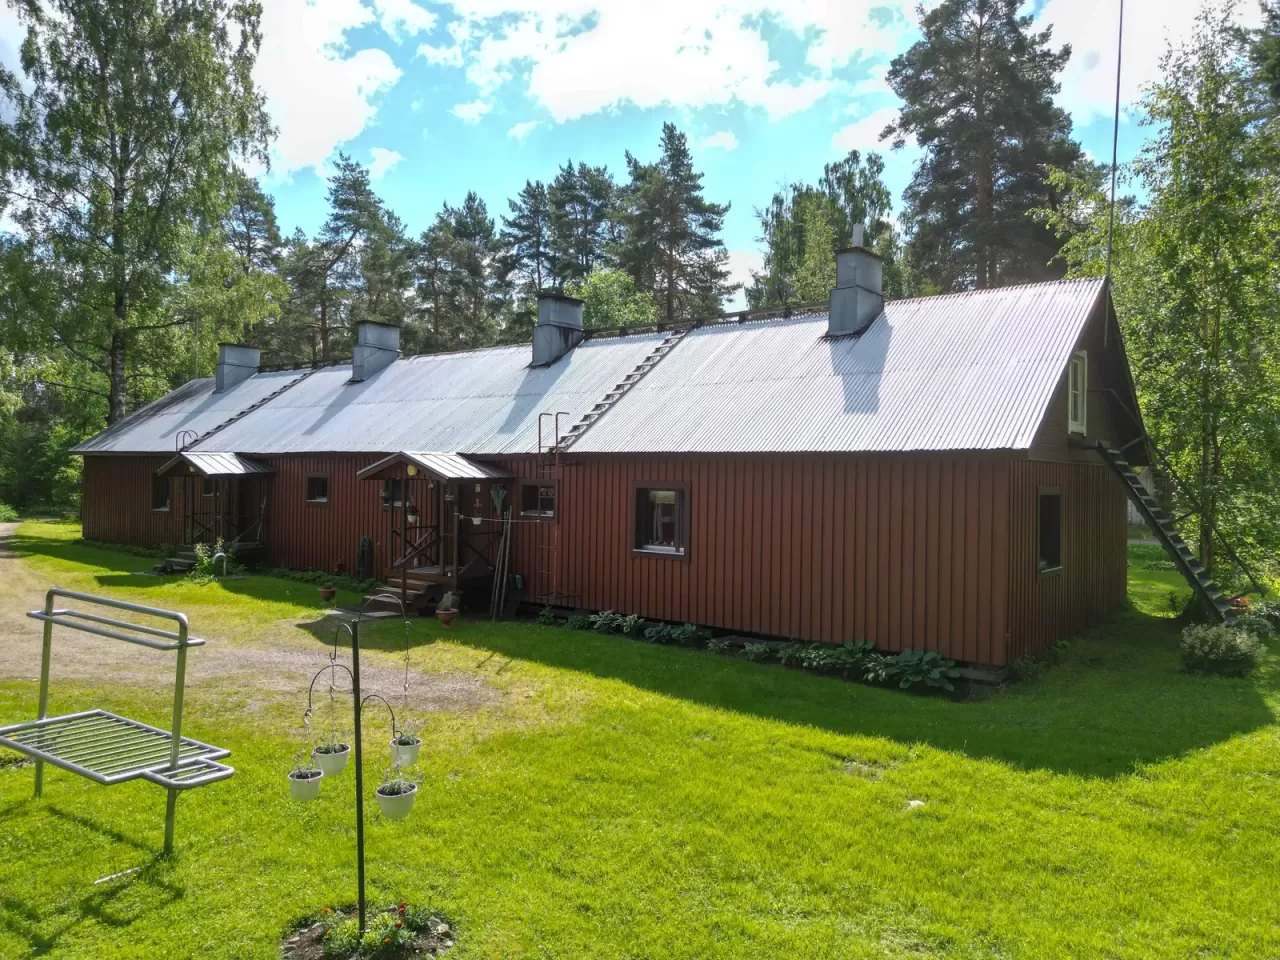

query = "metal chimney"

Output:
[[532, 293, 585, 366], [214, 344, 260, 393], [350, 322, 400, 383], [828, 224, 884, 337]]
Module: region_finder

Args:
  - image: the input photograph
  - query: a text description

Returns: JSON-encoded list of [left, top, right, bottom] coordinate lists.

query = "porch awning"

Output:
[[355, 451, 511, 483], [157, 451, 274, 478]]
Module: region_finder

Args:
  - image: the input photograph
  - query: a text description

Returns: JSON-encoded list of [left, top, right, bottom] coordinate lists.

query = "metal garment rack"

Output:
[[0, 589, 234, 855]]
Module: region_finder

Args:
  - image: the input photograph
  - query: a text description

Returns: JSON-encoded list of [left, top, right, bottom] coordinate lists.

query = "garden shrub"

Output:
[[739, 642, 772, 661], [1247, 599, 1280, 630], [884, 648, 962, 691], [268, 568, 381, 594], [564, 615, 590, 630], [188, 539, 245, 583], [0, 502, 17, 522], [705, 637, 733, 654], [642, 624, 676, 644], [1180, 623, 1264, 677], [1234, 613, 1275, 640], [536, 605, 558, 625]]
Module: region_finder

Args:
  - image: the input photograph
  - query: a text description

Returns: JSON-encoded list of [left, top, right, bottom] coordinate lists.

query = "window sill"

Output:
[[151, 507, 170, 514], [1037, 565, 1063, 578], [520, 510, 556, 519], [633, 546, 687, 559], [306, 499, 329, 506]]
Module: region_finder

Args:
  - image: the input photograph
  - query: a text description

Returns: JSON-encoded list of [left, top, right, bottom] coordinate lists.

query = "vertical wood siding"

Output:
[[1006, 460, 1128, 660], [82, 455, 186, 546], [496, 454, 1013, 664]]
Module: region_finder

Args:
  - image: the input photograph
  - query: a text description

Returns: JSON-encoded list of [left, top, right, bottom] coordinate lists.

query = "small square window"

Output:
[[634, 485, 688, 556], [202, 476, 216, 498], [382, 478, 404, 507], [1038, 491, 1062, 573], [151, 474, 170, 512], [306, 475, 329, 504], [1068, 350, 1087, 435], [520, 481, 556, 518]]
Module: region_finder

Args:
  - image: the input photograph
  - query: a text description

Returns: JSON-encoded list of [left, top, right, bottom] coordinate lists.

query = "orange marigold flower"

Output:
[[395, 921, 403, 928], [384, 937, 391, 944]]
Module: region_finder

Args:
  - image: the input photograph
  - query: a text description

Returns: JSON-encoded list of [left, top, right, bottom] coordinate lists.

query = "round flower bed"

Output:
[[281, 902, 453, 959]]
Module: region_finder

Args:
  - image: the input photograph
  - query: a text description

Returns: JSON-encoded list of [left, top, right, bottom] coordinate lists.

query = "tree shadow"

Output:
[[368, 612, 1278, 780]]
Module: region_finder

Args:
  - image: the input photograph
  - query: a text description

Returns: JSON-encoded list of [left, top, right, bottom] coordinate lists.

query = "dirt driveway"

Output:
[[0, 523, 500, 717]]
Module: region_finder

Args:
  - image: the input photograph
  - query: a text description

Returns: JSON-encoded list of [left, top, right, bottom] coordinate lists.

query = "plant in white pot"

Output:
[[375, 764, 419, 820], [391, 718, 423, 767], [287, 750, 323, 802], [436, 590, 458, 628], [312, 728, 351, 776]]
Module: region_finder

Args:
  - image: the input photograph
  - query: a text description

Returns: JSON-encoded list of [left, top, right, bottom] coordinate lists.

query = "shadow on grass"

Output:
[[0, 806, 182, 956], [354, 610, 1278, 780], [11, 530, 357, 613]]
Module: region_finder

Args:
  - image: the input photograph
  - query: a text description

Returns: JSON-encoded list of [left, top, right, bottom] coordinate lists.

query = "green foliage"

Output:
[[0, 503, 16, 522], [705, 636, 733, 654], [747, 150, 905, 307], [392, 718, 423, 747], [1180, 623, 1265, 676], [777, 639, 874, 677], [588, 609, 625, 632], [188, 538, 244, 583], [1233, 613, 1275, 641], [536, 605, 558, 625], [739, 642, 773, 662], [288, 746, 321, 780], [564, 615, 590, 630], [1252, 598, 1280, 628], [882, 649, 963, 691], [564, 268, 658, 330], [378, 765, 419, 797], [618, 123, 736, 321], [319, 902, 444, 959], [1043, 5, 1280, 581], [885, 0, 1081, 290], [314, 729, 348, 755], [861, 653, 895, 685]]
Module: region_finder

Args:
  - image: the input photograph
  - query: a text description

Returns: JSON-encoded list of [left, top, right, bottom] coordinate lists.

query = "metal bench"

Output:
[[0, 589, 234, 855]]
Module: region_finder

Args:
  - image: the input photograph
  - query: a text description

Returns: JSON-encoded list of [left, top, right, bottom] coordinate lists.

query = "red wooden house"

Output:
[[75, 242, 1155, 667]]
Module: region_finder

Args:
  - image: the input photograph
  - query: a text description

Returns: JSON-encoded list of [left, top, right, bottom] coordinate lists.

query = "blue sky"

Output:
[[0, 0, 1250, 306]]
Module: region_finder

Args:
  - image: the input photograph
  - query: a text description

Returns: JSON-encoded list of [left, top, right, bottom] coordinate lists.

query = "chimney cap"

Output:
[[536, 291, 585, 306]]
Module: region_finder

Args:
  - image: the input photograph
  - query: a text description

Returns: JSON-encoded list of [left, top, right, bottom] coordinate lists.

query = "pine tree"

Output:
[[884, 0, 1082, 290], [501, 180, 554, 298], [619, 123, 735, 322], [548, 161, 618, 284], [225, 172, 282, 275]]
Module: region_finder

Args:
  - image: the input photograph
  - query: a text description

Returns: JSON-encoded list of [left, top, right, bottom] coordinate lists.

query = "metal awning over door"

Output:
[[157, 451, 274, 477], [355, 451, 510, 483]]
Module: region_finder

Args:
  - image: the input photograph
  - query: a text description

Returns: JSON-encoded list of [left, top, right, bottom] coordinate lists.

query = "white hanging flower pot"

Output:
[[375, 783, 418, 820], [390, 737, 422, 767], [312, 743, 350, 776], [288, 769, 323, 802]]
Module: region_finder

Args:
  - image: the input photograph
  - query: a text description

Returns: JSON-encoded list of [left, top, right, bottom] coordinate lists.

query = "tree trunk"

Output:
[[665, 248, 675, 324], [319, 290, 330, 361], [108, 331, 127, 424]]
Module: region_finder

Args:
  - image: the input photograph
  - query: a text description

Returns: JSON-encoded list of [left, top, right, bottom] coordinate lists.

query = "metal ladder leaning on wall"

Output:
[[1098, 443, 1268, 624]]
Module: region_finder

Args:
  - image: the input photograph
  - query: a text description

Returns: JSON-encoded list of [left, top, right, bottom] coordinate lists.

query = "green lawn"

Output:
[[1, 524, 1277, 958]]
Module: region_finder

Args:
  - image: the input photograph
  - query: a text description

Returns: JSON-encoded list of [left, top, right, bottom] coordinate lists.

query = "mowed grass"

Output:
[[1, 525, 1278, 959]]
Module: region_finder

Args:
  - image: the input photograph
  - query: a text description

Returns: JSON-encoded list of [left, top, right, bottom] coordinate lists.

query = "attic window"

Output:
[[1068, 350, 1087, 435]]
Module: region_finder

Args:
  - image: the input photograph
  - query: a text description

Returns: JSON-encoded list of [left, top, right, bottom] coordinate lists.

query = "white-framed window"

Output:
[[1068, 350, 1088, 435]]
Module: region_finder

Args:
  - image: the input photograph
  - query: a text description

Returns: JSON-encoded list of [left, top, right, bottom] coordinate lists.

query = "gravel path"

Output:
[[0, 523, 501, 717]]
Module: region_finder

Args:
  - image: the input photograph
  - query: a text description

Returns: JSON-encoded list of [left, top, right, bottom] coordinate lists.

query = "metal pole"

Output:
[[165, 613, 190, 856], [34, 589, 54, 798], [351, 615, 367, 934]]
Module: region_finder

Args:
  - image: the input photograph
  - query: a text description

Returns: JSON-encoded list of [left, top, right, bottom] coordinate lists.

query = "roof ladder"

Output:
[[557, 325, 692, 452], [1097, 444, 1237, 624]]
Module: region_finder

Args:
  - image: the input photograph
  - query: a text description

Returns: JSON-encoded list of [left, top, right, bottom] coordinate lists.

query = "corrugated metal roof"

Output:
[[356, 451, 511, 482], [572, 278, 1106, 454], [193, 334, 666, 456], [72, 371, 305, 454], [157, 451, 274, 477]]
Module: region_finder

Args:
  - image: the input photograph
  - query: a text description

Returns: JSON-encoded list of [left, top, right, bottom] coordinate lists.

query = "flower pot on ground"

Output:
[[288, 768, 323, 801], [436, 590, 459, 628], [318, 586, 336, 602], [312, 741, 350, 776], [376, 767, 420, 820]]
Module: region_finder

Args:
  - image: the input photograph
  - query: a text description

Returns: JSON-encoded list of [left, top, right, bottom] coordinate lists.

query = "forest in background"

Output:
[[2, 0, 1279, 583]]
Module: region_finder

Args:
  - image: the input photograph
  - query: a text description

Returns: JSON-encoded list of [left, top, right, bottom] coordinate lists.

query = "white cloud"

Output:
[[368, 146, 404, 179], [451, 98, 492, 123], [256, 0, 401, 175], [371, 0, 436, 40], [726, 249, 765, 311], [417, 42, 465, 66], [701, 130, 739, 151], [830, 106, 905, 154], [1035, 0, 1263, 124], [417, 1, 914, 123], [507, 120, 539, 140]]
